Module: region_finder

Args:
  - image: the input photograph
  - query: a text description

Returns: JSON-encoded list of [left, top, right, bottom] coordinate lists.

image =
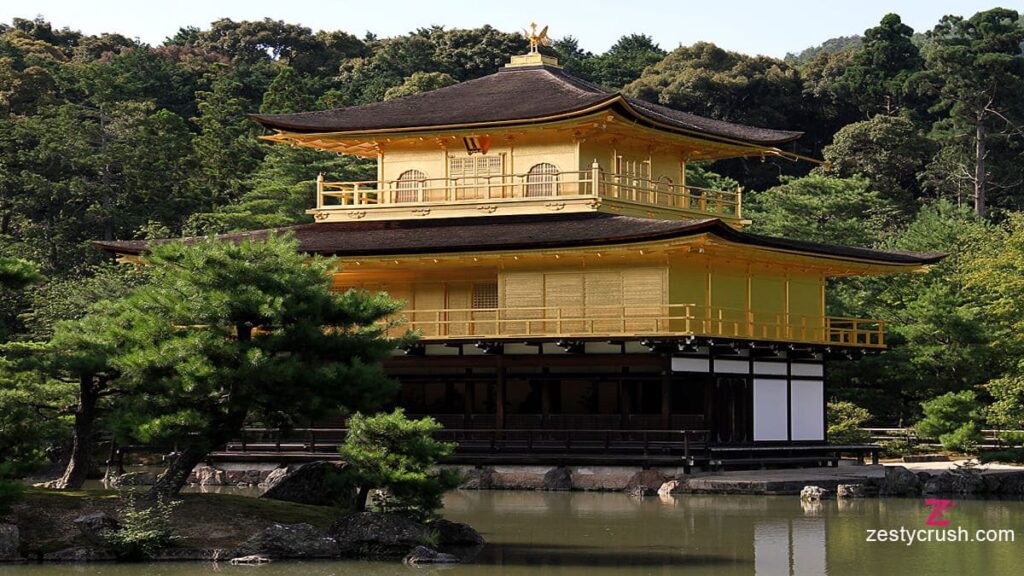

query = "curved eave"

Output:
[[250, 94, 801, 149], [92, 218, 945, 270]]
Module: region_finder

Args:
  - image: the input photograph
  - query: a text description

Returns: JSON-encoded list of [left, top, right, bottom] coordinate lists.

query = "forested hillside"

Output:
[[1, 9, 1023, 428]]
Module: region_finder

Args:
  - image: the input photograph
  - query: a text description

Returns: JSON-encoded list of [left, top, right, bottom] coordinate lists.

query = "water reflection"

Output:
[[5, 491, 1021, 576]]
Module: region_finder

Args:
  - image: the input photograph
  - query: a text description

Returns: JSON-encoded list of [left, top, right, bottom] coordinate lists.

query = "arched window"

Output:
[[525, 163, 559, 197], [394, 169, 426, 203]]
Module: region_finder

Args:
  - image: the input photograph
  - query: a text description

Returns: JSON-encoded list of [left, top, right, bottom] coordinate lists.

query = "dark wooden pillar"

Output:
[[495, 355, 506, 430], [661, 354, 672, 430], [464, 378, 474, 428]]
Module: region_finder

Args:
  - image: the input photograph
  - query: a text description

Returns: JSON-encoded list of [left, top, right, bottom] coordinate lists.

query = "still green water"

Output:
[[3, 491, 1021, 575]]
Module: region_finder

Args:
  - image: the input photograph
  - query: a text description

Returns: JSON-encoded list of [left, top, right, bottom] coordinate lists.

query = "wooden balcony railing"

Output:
[[316, 162, 742, 220], [394, 304, 885, 348]]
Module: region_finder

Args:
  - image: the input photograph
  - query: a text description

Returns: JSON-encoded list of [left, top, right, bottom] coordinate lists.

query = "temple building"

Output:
[[97, 36, 943, 467]]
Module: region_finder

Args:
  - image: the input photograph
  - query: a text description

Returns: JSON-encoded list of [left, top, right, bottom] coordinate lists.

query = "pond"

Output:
[[5, 491, 1021, 575]]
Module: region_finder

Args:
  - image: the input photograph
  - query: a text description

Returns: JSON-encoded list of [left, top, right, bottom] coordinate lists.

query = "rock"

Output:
[[458, 467, 494, 490], [542, 466, 572, 491], [262, 466, 289, 487], [626, 485, 656, 497], [0, 523, 19, 561], [428, 519, 485, 547], [329, 512, 428, 559], [109, 471, 158, 487], [836, 484, 870, 498], [923, 471, 985, 495], [73, 512, 119, 545], [43, 546, 116, 562], [658, 480, 680, 497], [225, 469, 263, 486], [232, 523, 338, 559], [191, 465, 226, 486], [260, 461, 349, 506], [880, 466, 921, 496], [403, 545, 460, 565], [624, 469, 666, 497], [984, 471, 1024, 495], [230, 554, 271, 565], [489, 471, 545, 490], [800, 486, 829, 501]]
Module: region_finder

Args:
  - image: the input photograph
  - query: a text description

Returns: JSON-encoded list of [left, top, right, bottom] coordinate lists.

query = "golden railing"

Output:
[[394, 304, 885, 348], [316, 163, 742, 220]]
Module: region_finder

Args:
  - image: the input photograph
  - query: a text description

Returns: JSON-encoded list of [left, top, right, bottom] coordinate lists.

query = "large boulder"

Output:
[[403, 545, 460, 565], [837, 484, 873, 498], [923, 471, 985, 495], [232, 523, 338, 559], [0, 523, 19, 561], [625, 469, 667, 497], [73, 512, 119, 545], [983, 471, 1024, 495], [428, 518, 485, 548], [458, 467, 494, 490], [879, 466, 922, 496], [190, 465, 226, 487], [260, 461, 350, 506], [542, 466, 573, 491], [800, 486, 829, 501], [329, 512, 429, 559]]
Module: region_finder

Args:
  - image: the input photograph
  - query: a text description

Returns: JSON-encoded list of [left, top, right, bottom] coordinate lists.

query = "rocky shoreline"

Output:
[[6, 461, 1023, 564]]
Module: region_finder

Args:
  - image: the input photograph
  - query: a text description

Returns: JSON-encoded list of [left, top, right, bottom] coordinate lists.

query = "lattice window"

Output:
[[450, 155, 502, 178], [472, 281, 499, 309], [395, 169, 426, 203], [525, 162, 559, 197]]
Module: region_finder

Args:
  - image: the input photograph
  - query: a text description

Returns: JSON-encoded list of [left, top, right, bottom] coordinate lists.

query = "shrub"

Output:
[[915, 391, 984, 453], [339, 409, 461, 522], [979, 448, 1024, 464], [104, 492, 180, 560], [827, 401, 872, 445]]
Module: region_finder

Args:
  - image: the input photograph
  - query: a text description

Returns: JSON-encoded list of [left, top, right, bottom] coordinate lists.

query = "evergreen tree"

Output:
[[831, 14, 923, 118], [339, 409, 459, 520], [822, 114, 936, 213], [914, 8, 1024, 216], [107, 234, 407, 496]]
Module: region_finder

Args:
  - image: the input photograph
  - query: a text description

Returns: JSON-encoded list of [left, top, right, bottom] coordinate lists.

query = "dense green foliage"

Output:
[[915, 391, 984, 452], [826, 401, 873, 445], [0, 8, 1023, 467], [112, 234, 405, 495], [339, 409, 459, 521]]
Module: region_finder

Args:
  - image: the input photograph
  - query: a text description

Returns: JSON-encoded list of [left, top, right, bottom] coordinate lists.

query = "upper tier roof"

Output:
[[249, 65, 803, 147], [94, 213, 944, 266]]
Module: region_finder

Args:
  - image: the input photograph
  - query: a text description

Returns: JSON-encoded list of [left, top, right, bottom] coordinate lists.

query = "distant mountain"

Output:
[[784, 35, 862, 67]]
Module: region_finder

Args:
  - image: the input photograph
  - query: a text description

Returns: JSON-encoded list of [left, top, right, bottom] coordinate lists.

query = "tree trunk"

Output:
[[355, 485, 371, 511], [975, 118, 987, 217], [147, 409, 248, 498], [147, 442, 209, 499], [50, 375, 98, 490]]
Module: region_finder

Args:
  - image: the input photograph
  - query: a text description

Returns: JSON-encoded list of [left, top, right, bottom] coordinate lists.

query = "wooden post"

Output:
[[591, 160, 601, 197], [495, 356, 505, 431], [316, 173, 325, 209], [661, 354, 672, 430]]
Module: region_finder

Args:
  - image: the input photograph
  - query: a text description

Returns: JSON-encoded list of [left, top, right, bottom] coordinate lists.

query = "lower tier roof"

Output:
[[93, 212, 945, 266]]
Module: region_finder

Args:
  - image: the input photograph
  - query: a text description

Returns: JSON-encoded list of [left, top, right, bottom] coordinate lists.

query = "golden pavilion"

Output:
[[97, 38, 942, 467]]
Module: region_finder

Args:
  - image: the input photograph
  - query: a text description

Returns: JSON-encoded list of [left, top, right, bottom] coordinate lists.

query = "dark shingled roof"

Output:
[[93, 213, 945, 266], [249, 65, 803, 146]]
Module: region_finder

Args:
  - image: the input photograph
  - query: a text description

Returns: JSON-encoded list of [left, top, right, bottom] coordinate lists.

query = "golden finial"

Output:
[[523, 22, 552, 53]]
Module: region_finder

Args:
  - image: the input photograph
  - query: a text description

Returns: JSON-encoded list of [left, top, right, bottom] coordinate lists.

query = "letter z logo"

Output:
[[924, 498, 955, 526]]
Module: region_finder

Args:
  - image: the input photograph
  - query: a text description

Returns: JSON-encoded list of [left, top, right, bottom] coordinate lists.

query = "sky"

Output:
[[0, 0, 1013, 57]]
